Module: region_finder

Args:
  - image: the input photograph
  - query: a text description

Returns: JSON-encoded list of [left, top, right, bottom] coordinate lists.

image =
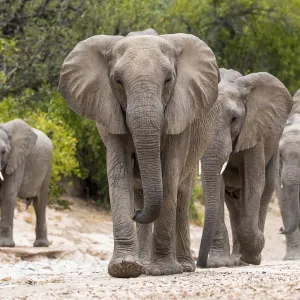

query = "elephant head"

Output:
[[198, 68, 293, 267], [58, 29, 219, 224], [278, 88, 300, 235], [0, 119, 37, 179]]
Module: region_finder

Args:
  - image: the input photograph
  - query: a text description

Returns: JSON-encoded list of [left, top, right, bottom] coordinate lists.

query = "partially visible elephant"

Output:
[[277, 88, 300, 260], [197, 68, 293, 268], [58, 29, 220, 277], [0, 119, 53, 247]]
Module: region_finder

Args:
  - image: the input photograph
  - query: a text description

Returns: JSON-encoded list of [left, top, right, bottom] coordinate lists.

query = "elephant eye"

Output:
[[115, 78, 122, 85], [165, 77, 172, 84], [231, 117, 237, 123], [1, 150, 5, 155]]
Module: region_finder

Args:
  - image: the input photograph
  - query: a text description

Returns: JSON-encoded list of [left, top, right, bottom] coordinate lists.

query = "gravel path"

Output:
[[1, 260, 300, 299], [0, 197, 298, 299]]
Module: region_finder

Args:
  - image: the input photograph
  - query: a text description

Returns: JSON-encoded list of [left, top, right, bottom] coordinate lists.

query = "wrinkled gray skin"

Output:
[[58, 29, 220, 278], [197, 69, 293, 268], [277, 88, 300, 260], [0, 119, 52, 248]]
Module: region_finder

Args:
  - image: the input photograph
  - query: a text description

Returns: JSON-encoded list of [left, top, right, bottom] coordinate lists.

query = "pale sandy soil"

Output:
[[0, 197, 298, 300]]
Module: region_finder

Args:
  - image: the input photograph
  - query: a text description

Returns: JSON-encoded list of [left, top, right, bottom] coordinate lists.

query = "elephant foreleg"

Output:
[[134, 189, 152, 266], [225, 190, 247, 266], [207, 179, 233, 268], [145, 135, 186, 276], [237, 144, 265, 265], [104, 133, 142, 278], [176, 169, 196, 272], [33, 170, 50, 247], [0, 172, 20, 247]]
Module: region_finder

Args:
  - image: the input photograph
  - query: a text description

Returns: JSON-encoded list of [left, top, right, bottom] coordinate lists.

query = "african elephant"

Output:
[[277, 88, 300, 260], [0, 119, 52, 247], [58, 29, 220, 278], [197, 68, 293, 268]]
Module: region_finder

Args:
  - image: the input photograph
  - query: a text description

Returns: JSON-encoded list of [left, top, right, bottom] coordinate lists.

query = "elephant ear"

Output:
[[58, 35, 126, 134], [234, 73, 293, 152], [3, 119, 37, 174], [161, 34, 220, 134]]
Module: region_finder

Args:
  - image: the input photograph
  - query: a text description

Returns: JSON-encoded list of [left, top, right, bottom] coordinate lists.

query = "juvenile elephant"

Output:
[[197, 68, 292, 268], [58, 29, 220, 277], [277, 88, 300, 260], [0, 119, 52, 247]]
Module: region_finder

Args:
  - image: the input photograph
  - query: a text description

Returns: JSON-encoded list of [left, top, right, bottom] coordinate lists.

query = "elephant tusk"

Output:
[[281, 183, 283, 189], [220, 161, 228, 175], [0, 171, 3, 181]]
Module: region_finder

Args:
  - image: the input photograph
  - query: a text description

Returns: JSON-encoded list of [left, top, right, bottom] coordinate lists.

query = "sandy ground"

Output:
[[0, 197, 299, 299]]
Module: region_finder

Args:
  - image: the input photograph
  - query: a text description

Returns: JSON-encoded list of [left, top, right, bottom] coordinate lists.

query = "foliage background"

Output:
[[1, 0, 299, 218]]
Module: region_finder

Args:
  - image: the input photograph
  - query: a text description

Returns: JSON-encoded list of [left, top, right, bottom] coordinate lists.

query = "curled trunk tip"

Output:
[[132, 208, 160, 224]]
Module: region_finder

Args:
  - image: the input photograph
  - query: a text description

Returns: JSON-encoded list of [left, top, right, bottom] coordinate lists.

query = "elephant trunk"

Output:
[[127, 93, 164, 224], [197, 126, 231, 268], [281, 182, 300, 235]]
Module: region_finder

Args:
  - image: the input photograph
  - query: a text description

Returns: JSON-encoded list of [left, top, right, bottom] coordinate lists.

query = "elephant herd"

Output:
[[0, 28, 299, 279]]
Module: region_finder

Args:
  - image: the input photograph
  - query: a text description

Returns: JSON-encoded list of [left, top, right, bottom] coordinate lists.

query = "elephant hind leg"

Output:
[[176, 170, 196, 272], [258, 150, 279, 233], [33, 172, 50, 247]]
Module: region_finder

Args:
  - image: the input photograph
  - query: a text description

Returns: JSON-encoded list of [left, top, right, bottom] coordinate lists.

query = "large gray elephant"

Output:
[[197, 68, 293, 268], [58, 29, 220, 278], [0, 119, 52, 247], [277, 88, 300, 260]]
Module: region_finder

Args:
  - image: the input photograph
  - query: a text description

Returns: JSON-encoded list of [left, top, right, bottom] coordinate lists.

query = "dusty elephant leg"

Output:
[[207, 179, 233, 268], [225, 190, 247, 266], [33, 172, 50, 247], [145, 185, 182, 276], [145, 140, 184, 276], [0, 172, 19, 247], [104, 134, 142, 278], [237, 145, 265, 265], [258, 151, 278, 234], [134, 189, 152, 266], [284, 228, 300, 260], [176, 170, 196, 272]]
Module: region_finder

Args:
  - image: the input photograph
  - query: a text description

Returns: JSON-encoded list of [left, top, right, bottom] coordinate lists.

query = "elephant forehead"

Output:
[[280, 127, 300, 149], [112, 36, 175, 58], [218, 83, 240, 100]]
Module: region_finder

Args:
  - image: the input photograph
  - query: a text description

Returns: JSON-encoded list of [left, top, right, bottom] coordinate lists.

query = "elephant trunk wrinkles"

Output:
[[127, 95, 164, 224], [197, 126, 231, 268], [281, 182, 300, 235]]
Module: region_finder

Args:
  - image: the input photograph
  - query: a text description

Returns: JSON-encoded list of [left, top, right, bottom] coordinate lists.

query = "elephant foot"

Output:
[[177, 255, 196, 272], [144, 258, 183, 276], [284, 245, 300, 260], [34, 238, 49, 247], [108, 254, 143, 278], [230, 254, 248, 266], [139, 258, 151, 269], [0, 237, 15, 247], [238, 227, 264, 265], [240, 252, 261, 265], [207, 254, 234, 268]]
